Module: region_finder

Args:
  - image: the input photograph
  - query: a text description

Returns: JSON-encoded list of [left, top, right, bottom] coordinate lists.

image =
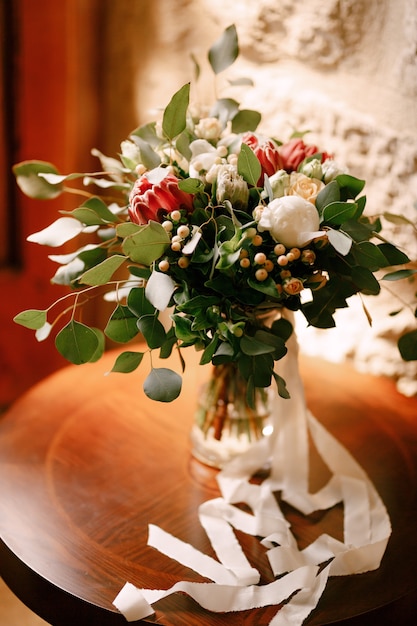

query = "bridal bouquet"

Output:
[[13, 25, 412, 405]]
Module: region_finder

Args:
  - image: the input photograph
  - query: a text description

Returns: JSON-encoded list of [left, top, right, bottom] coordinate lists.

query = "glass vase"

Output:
[[190, 361, 273, 468]]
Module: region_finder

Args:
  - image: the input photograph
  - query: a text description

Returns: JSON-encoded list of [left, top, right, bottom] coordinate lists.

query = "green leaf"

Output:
[[231, 109, 262, 134], [335, 174, 365, 199], [199, 335, 220, 365], [127, 287, 155, 317], [352, 241, 388, 271], [143, 368, 182, 402], [208, 24, 239, 74], [351, 266, 381, 295], [382, 268, 417, 281], [178, 178, 205, 194], [398, 330, 417, 361], [79, 254, 127, 285], [89, 328, 106, 362], [55, 320, 100, 364], [240, 334, 277, 356], [315, 180, 340, 213], [272, 371, 291, 399], [378, 243, 410, 266], [247, 276, 280, 298], [61, 197, 117, 226], [132, 135, 161, 169], [14, 309, 47, 330], [171, 314, 200, 344], [116, 223, 143, 238], [321, 201, 358, 226], [162, 83, 190, 141], [271, 317, 293, 341], [238, 143, 261, 187], [137, 314, 167, 349], [13, 160, 64, 199], [383, 212, 416, 228], [110, 351, 144, 373], [122, 221, 170, 265], [105, 305, 140, 343]]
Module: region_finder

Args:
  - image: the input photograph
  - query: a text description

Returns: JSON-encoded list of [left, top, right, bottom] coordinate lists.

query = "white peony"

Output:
[[257, 195, 321, 248]]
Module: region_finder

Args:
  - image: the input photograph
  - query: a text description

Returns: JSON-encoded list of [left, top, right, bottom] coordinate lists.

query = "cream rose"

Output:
[[257, 195, 321, 248], [287, 172, 324, 204]]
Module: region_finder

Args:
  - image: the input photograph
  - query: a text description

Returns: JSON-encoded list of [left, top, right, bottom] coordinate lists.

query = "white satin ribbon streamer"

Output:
[[113, 317, 391, 624]]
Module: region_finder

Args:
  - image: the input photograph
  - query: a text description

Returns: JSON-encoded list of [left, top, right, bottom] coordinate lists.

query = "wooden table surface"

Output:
[[0, 348, 417, 625]]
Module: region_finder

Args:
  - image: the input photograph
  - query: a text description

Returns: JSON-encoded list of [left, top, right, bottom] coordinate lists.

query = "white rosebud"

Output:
[[194, 117, 223, 141], [268, 169, 290, 198], [299, 158, 323, 180], [321, 159, 346, 183], [257, 195, 321, 248]]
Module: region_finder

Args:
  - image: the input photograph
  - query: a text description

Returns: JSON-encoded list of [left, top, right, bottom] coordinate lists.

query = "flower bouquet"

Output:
[[12, 23, 417, 624], [13, 25, 412, 455]]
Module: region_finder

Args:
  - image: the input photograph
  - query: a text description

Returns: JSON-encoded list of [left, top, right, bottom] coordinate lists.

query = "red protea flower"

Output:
[[128, 172, 194, 225], [241, 132, 283, 185], [280, 138, 332, 172]]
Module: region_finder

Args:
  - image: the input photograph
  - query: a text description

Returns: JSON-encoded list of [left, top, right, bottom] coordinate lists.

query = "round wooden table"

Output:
[[0, 349, 417, 625]]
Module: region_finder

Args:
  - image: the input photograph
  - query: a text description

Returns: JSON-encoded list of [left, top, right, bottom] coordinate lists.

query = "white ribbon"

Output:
[[113, 320, 391, 624]]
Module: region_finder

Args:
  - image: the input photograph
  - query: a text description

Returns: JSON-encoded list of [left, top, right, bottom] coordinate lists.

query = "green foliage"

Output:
[[14, 309, 47, 330], [55, 321, 104, 364], [208, 24, 238, 74], [238, 143, 261, 187], [162, 83, 190, 141], [13, 161, 64, 199], [11, 22, 417, 409]]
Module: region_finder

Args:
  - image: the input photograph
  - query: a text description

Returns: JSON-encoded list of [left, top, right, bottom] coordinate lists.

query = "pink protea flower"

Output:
[[280, 138, 332, 172], [129, 172, 194, 225], [241, 132, 283, 185]]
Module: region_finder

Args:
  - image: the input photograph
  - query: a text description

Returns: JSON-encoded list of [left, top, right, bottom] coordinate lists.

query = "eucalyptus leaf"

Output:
[[127, 287, 156, 317], [352, 241, 388, 271], [162, 82, 190, 141], [109, 351, 144, 373], [208, 24, 238, 74], [238, 143, 261, 187], [122, 221, 170, 265], [55, 320, 100, 364], [382, 268, 417, 281], [143, 368, 182, 402], [178, 178, 204, 194], [13, 160, 64, 199], [137, 314, 167, 349], [105, 305, 140, 343], [89, 327, 106, 362], [398, 330, 417, 361], [79, 254, 127, 286], [133, 135, 161, 169], [272, 371, 291, 399], [14, 309, 47, 330], [378, 243, 410, 266], [231, 109, 262, 134]]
